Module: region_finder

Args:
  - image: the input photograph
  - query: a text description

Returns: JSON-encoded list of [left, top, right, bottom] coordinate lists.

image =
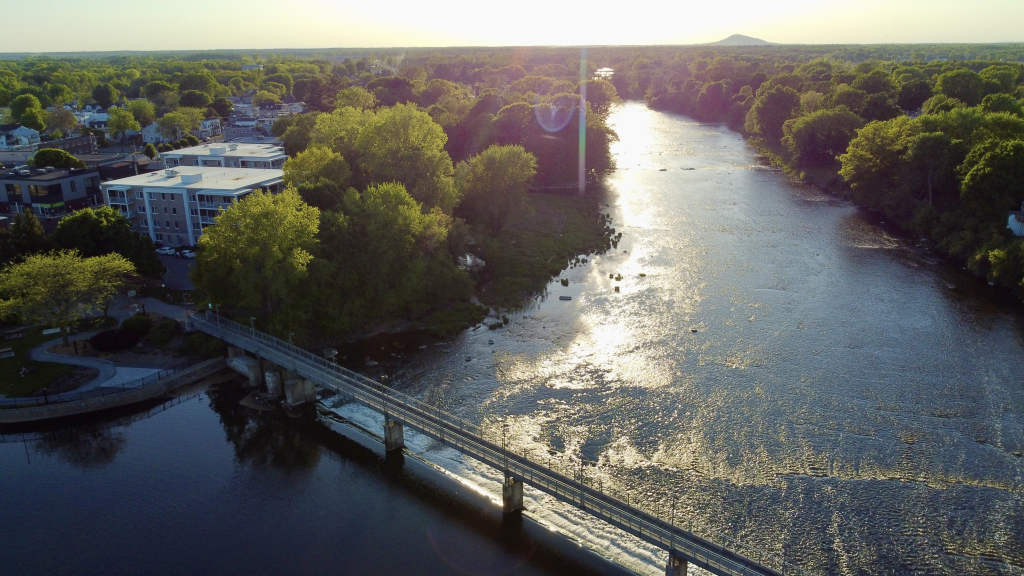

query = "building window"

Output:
[[172, 208, 177, 215], [139, 206, 146, 213], [174, 221, 179, 229], [190, 208, 198, 216], [156, 233, 164, 240], [161, 193, 166, 200], [163, 207, 168, 214], [189, 195, 197, 203], [165, 220, 170, 228]]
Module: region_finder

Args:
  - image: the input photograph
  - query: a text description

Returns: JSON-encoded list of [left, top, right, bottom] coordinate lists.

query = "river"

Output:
[[333, 101, 1024, 575], [4, 101, 1023, 575]]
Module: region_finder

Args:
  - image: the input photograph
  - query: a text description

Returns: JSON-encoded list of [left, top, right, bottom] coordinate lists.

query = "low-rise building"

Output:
[[1008, 203, 1024, 237], [101, 166, 284, 246], [160, 143, 286, 169], [0, 166, 103, 217], [39, 134, 98, 156], [0, 125, 42, 149]]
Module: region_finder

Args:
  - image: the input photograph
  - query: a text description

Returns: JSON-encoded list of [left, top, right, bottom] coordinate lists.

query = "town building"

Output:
[[0, 166, 103, 217], [40, 134, 99, 156], [1008, 203, 1024, 237], [160, 143, 286, 169], [0, 125, 42, 149], [100, 166, 283, 246]]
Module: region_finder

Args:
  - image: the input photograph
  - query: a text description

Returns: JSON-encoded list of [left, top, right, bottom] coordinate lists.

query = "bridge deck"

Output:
[[190, 312, 794, 576]]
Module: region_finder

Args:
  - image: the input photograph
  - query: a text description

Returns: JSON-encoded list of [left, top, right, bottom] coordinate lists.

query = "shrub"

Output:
[[147, 319, 180, 346], [180, 333, 226, 359], [121, 314, 152, 335], [89, 328, 141, 352], [184, 135, 200, 146]]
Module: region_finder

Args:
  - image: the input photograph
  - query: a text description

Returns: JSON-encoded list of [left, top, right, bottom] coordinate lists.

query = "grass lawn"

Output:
[[0, 327, 75, 398]]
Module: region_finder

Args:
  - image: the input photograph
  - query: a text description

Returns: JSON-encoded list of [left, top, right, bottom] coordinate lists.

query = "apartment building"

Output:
[[0, 166, 102, 217], [160, 142, 286, 170], [101, 166, 283, 246]]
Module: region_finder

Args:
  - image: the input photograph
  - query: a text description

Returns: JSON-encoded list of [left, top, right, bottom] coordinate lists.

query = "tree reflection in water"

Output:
[[34, 426, 128, 469], [206, 384, 321, 471]]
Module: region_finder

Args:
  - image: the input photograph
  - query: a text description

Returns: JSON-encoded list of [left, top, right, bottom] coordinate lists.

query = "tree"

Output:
[[355, 103, 458, 212], [334, 87, 377, 110], [455, 145, 537, 233], [127, 99, 156, 127], [191, 189, 319, 328], [19, 108, 46, 131], [744, 85, 801, 141], [9, 211, 47, 256], [253, 91, 282, 106], [979, 65, 1019, 94], [981, 93, 1024, 118], [156, 107, 204, 140], [9, 94, 42, 122], [829, 85, 868, 115], [584, 79, 620, 116], [107, 106, 141, 148], [178, 71, 218, 96], [143, 142, 157, 159], [282, 146, 351, 188], [0, 250, 136, 344], [366, 77, 418, 107], [209, 97, 234, 119], [851, 69, 898, 98], [144, 81, 177, 107], [935, 69, 984, 106], [266, 73, 294, 94], [179, 90, 211, 108], [903, 132, 953, 205], [860, 94, 903, 123], [961, 140, 1024, 222], [92, 83, 119, 108], [30, 148, 86, 169], [897, 79, 932, 111], [782, 106, 863, 166], [839, 116, 920, 208], [47, 107, 78, 135], [51, 206, 163, 278]]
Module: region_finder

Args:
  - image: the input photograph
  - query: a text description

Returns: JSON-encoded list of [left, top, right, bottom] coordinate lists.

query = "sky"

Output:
[[5, 0, 1024, 52]]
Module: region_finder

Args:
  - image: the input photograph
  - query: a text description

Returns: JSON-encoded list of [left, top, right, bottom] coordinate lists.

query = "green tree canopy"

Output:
[[253, 91, 282, 106], [30, 148, 86, 169], [9, 94, 42, 122], [935, 69, 985, 106], [455, 144, 537, 233], [156, 107, 204, 140], [961, 140, 1024, 221], [191, 189, 319, 328], [51, 206, 163, 278], [333, 87, 377, 110], [0, 250, 136, 344], [19, 108, 46, 131], [179, 90, 212, 108], [143, 142, 157, 159], [282, 146, 351, 189], [127, 99, 156, 127], [745, 85, 801, 141], [107, 106, 141, 141], [47, 107, 78, 134], [981, 93, 1024, 118], [355, 103, 458, 212], [782, 105, 863, 167], [92, 83, 119, 108]]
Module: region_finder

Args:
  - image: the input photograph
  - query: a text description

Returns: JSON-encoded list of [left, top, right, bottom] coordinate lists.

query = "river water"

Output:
[[4, 101, 1023, 576], [331, 101, 1024, 575]]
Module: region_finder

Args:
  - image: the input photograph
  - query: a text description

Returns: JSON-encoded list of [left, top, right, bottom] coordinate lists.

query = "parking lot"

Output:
[[159, 254, 195, 290]]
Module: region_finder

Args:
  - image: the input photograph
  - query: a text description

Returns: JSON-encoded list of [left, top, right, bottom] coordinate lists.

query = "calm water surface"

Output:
[[340, 101, 1024, 575], [0, 385, 631, 576]]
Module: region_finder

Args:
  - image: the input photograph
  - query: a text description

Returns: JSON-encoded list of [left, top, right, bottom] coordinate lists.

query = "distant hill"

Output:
[[702, 34, 774, 46]]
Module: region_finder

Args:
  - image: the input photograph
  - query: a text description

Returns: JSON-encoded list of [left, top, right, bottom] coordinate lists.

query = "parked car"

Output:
[[180, 250, 196, 259], [156, 246, 176, 255]]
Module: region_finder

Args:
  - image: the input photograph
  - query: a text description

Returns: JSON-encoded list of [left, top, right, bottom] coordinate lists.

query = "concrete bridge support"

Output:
[[227, 346, 245, 358], [666, 550, 688, 576], [264, 370, 283, 397], [503, 477, 524, 514], [384, 420, 405, 451], [284, 378, 316, 406], [226, 355, 261, 388]]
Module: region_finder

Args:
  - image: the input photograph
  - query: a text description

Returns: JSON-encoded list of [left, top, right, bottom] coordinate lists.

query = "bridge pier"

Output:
[[264, 370, 282, 397], [226, 355, 261, 388], [666, 550, 688, 576], [502, 477, 524, 514], [384, 420, 405, 451]]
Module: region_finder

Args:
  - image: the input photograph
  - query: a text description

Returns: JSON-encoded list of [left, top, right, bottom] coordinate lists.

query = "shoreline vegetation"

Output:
[[4, 44, 1024, 349]]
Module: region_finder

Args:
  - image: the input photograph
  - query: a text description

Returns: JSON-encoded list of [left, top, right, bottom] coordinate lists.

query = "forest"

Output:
[[3, 42, 1024, 341]]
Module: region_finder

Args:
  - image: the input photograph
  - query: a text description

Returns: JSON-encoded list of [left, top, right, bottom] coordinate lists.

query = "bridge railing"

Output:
[[190, 311, 803, 576]]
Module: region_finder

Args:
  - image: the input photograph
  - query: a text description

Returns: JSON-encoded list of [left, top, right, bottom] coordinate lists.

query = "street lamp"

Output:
[[250, 316, 255, 333], [289, 332, 294, 346]]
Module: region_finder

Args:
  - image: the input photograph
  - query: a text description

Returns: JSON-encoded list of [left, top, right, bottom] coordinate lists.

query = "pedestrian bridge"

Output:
[[189, 311, 797, 576]]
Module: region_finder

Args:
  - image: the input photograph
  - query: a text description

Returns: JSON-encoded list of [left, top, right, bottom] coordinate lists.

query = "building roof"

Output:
[[0, 166, 98, 182], [101, 166, 282, 191], [161, 142, 285, 160]]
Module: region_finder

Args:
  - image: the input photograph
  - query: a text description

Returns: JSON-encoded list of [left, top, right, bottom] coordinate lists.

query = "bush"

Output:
[[121, 314, 152, 335], [147, 319, 180, 346], [184, 135, 200, 146], [423, 303, 488, 336], [180, 333, 226, 359], [89, 328, 141, 352]]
